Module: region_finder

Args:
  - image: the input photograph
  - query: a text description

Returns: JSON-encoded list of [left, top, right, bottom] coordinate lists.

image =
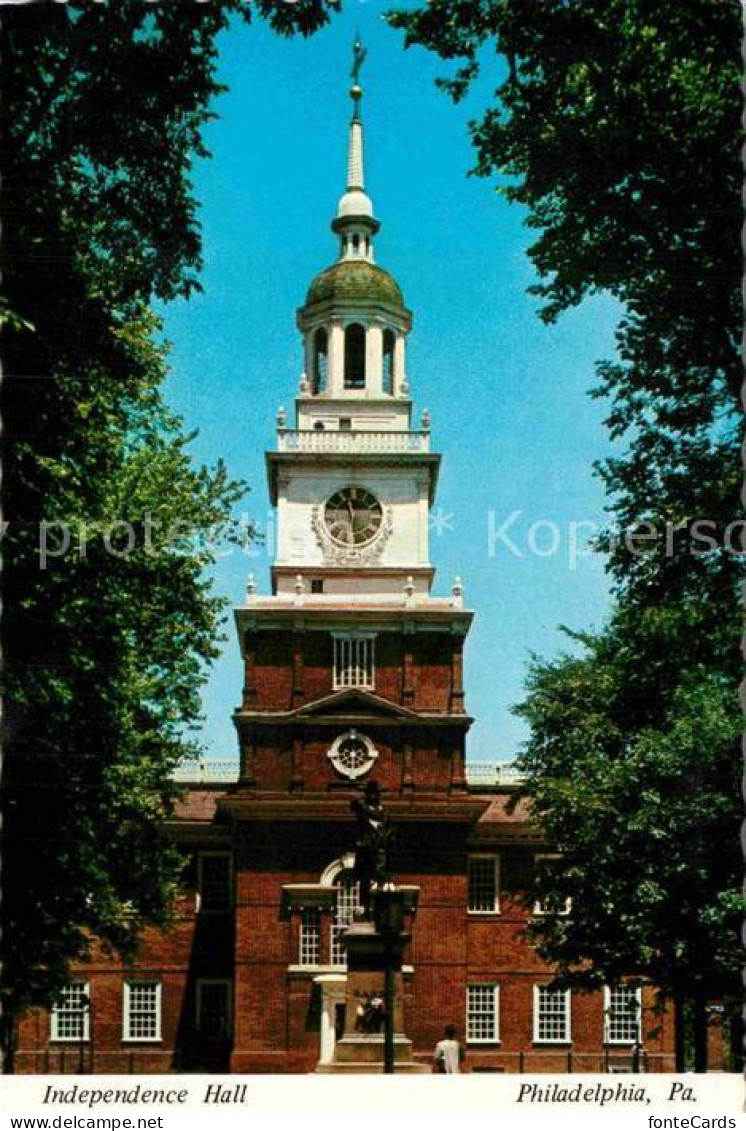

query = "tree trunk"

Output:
[[692, 994, 708, 1073], [729, 1005, 743, 1072], [673, 993, 687, 1072], [1, 1008, 17, 1075]]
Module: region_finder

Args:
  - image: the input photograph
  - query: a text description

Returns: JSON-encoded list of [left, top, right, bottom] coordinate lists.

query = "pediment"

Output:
[[291, 688, 421, 721]]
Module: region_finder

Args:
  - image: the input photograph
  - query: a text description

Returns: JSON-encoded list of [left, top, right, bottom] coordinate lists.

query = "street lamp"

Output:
[[373, 888, 407, 1074]]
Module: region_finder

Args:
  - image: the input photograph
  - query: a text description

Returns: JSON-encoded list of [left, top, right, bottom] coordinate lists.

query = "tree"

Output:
[[1, 0, 335, 1069], [514, 616, 742, 1071], [388, 0, 742, 1068]]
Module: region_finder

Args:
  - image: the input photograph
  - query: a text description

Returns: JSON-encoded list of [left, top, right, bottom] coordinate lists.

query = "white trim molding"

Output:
[[50, 982, 90, 1043], [533, 984, 572, 1044], [603, 984, 642, 1045], [467, 853, 500, 915], [466, 983, 500, 1044], [122, 981, 162, 1043]]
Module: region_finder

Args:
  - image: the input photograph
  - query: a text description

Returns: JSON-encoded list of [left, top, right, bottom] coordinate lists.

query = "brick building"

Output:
[[16, 60, 676, 1076]]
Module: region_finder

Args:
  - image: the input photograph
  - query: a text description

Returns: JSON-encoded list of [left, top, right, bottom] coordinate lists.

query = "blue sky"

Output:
[[161, 6, 621, 765]]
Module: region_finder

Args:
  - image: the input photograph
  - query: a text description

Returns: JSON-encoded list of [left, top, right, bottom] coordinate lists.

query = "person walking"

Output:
[[433, 1025, 464, 1073]]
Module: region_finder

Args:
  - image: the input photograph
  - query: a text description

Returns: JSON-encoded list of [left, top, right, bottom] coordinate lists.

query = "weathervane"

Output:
[[350, 33, 367, 85]]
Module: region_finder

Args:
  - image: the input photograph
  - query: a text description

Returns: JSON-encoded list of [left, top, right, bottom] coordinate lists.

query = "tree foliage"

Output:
[[388, 0, 743, 1057], [1, 0, 335, 1037], [388, 0, 740, 597], [514, 616, 742, 1002]]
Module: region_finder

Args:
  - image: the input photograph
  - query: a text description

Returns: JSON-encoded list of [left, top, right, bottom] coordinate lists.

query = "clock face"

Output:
[[324, 486, 383, 547]]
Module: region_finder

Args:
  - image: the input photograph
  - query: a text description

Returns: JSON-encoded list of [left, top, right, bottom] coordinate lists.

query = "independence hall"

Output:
[[16, 62, 680, 1077]]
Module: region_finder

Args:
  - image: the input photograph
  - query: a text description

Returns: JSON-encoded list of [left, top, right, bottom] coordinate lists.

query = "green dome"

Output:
[[305, 260, 405, 310]]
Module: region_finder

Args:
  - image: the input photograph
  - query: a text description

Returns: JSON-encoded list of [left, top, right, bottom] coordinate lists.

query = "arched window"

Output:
[[382, 329, 395, 395], [331, 868, 361, 965], [296, 858, 362, 968], [313, 328, 328, 394], [344, 324, 366, 389], [352, 233, 360, 254]]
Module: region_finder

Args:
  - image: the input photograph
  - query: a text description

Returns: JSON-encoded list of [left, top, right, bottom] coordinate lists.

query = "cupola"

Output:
[[297, 36, 412, 402]]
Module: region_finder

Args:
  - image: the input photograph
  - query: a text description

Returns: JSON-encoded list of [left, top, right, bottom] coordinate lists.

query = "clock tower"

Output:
[[269, 71, 437, 603], [222, 46, 480, 1072]]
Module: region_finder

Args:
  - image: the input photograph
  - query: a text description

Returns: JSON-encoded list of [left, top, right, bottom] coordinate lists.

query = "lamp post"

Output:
[[373, 888, 407, 1074]]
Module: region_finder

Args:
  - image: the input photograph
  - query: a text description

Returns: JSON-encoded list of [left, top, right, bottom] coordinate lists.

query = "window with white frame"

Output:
[[534, 985, 571, 1043], [331, 869, 361, 965], [197, 852, 232, 913], [333, 634, 375, 690], [466, 984, 499, 1043], [533, 854, 571, 916], [299, 907, 322, 967], [123, 982, 162, 1042], [196, 980, 232, 1040], [604, 985, 641, 1044], [468, 855, 500, 914], [51, 983, 90, 1042]]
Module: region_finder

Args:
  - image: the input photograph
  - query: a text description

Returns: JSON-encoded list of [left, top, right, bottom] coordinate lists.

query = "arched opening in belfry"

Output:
[[382, 329, 395, 395], [344, 323, 366, 389], [313, 328, 328, 394]]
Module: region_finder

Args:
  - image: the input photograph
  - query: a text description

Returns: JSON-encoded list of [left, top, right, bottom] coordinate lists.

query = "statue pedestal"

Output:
[[317, 910, 427, 1074]]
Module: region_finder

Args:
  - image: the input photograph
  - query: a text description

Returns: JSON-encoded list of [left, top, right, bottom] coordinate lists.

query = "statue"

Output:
[[351, 780, 393, 917], [355, 992, 385, 1035], [350, 35, 367, 84]]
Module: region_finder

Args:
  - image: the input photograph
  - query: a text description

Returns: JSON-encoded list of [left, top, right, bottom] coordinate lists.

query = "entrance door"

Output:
[[314, 974, 346, 1066]]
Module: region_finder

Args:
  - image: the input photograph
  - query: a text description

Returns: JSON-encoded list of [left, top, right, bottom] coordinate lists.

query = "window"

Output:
[[51, 983, 90, 1042], [312, 328, 328, 394], [466, 984, 499, 1043], [382, 329, 395, 395], [196, 980, 232, 1040], [533, 854, 571, 916], [468, 855, 499, 914], [339, 418, 352, 431], [331, 869, 361, 966], [198, 852, 232, 913], [604, 985, 641, 1044], [333, 634, 375, 690], [123, 982, 161, 1042], [310, 579, 324, 594], [344, 323, 366, 389], [534, 985, 571, 1044], [299, 907, 322, 967]]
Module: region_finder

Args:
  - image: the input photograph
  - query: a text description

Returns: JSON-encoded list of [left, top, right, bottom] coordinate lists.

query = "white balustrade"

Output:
[[277, 429, 430, 454], [465, 761, 524, 786], [173, 759, 239, 783], [174, 759, 522, 785]]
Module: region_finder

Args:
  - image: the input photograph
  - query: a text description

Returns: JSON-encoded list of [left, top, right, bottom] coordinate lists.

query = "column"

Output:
[[240, 734, 256, 789], [402, 633, 415, 705], [328, 320, 344, 395], [366, 321, 383, 396], [303, 332, 313, 392], [401, 736, 414, 793], [290, 733, 304, 792], [292, 632, 305, 706], [242, 633, 257, 708], [450, 738, 467, 793], [449, 635, 465, 713], [394, 333, 406, 396]]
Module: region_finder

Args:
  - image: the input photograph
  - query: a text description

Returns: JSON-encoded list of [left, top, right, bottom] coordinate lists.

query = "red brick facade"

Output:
[[15, 622, 677, 1075]]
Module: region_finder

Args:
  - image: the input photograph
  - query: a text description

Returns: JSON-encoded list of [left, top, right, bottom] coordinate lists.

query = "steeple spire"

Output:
[[333, 35, 379, 263], [347, 35, 367, 190]]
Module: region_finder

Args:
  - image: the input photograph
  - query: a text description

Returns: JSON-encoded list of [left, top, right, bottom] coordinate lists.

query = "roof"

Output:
[[305, 259, 405, 310]]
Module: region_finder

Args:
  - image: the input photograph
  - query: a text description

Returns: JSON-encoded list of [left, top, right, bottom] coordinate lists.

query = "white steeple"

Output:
[[296, 39, 412, 410], [333, 36, 378, 264]]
